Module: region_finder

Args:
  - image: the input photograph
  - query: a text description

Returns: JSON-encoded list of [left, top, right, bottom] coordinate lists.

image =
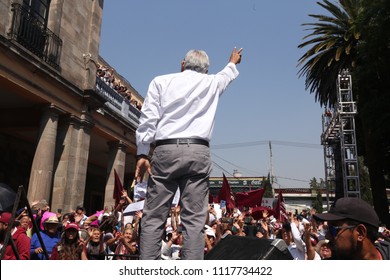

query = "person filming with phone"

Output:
[[135, 47, 243, 260]]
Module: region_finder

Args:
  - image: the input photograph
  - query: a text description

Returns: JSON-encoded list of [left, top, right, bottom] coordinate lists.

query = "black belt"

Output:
[[155, 138, 209, 147]]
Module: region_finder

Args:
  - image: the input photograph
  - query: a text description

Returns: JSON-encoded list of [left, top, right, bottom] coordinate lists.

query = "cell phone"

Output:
[[177, 225, 183, 233], [57, 208, 62, 214], [220, 200, 226, 208]]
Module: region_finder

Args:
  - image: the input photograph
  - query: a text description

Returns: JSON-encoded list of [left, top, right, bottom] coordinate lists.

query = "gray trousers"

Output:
[[139, 143, 211, 260]]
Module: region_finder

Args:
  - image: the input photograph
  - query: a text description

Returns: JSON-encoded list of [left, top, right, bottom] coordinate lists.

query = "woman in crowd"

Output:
[[86, 227, 105, 260], [50, 222, 87, 260], [113, 227, 138, 260]]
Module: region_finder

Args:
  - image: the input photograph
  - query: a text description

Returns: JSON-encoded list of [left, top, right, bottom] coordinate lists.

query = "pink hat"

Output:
[[65, 222, 79, 231], [40, 212, 57, 231], [0, 212, 12, 224], [90, 220, 99, 227]]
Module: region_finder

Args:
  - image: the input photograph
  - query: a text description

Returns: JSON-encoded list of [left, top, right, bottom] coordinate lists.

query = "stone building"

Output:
[[0, 0, 142, 213]]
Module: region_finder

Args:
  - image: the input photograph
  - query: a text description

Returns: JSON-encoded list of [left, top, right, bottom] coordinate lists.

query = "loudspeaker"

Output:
[[205, 235, 293, 260]]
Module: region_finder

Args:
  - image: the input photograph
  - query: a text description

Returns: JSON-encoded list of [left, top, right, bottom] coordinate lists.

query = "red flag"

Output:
[[113, 169, 124, 207], [217, 173, 235, 209], [235, 188, 265, 207], [274, 189, 288, 222]]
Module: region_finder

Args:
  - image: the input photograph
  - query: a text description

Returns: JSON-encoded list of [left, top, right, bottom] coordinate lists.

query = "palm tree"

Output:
[[298, 0, 390, 226], [297, 0, 362, 203], [297, 0, 361, 107]]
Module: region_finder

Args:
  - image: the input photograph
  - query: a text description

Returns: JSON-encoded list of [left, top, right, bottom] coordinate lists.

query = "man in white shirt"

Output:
[[135, 47, 242, 260]]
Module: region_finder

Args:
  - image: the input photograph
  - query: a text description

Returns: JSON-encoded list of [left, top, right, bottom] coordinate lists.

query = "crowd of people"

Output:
[[1, 193, 389, 260], [96, 64, 142, 110]]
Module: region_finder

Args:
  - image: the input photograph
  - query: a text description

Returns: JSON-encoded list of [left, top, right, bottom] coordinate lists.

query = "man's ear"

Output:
[[356, 224, 367, 241]]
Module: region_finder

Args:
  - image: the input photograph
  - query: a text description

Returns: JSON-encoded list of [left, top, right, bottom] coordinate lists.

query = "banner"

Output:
[[113, 169, 124, 207], [235, 188, 265, 207], [275, 189, 288, 222], [217, 173, 235, 209]]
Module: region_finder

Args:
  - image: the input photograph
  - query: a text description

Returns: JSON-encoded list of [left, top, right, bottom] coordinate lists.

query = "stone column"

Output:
[[70, 116, 93, 209], [27, 105, 63, 203], [52, 114, 93, 213], [51, 115, 77, 212], [103, 141, 128, 208]]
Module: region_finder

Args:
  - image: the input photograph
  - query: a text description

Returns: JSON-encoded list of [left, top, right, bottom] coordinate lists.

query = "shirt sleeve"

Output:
[[214, 62, 239, 95], [291, 222, 306, 254], [30, 234, 37, 256], [136, 79, 161, 155], [17, 234, 31, 260]]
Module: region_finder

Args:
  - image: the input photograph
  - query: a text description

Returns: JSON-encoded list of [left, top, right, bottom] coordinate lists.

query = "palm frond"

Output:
[[297, 0, 362, 107]]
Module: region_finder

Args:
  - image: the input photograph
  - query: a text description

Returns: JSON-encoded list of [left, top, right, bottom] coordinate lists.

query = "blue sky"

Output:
[[99, 1, 328, 188]]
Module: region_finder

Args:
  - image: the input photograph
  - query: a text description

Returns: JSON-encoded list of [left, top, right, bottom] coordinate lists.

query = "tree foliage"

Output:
[[298, 0, 362, 107], [309, 177, 324, 213], [298, 0, 390, 226]]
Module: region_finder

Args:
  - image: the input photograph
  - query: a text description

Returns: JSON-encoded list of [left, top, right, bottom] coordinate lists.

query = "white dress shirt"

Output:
[[136, 62, 239, 155], [289, 222, 307, 260]]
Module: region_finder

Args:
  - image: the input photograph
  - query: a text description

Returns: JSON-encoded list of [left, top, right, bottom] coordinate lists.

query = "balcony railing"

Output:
[[8, 3, 62, 70], [95, 77, 141, 126]]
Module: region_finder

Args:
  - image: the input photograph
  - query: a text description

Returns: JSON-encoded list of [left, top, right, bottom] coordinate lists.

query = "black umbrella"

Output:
[[0, 183, 16, 211]]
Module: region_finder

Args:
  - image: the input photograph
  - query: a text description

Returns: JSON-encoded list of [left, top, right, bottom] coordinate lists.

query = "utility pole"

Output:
[[269, 141, 276, 196]]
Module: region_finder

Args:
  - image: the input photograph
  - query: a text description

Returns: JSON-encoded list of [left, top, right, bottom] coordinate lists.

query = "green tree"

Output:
[[353, 0, 390, 226], [262, 172, 274, 198], [358, 156, 372, 204], [298, 0, 361, 107], [310, 177, 324, 213], [298, 0, 390, 226]]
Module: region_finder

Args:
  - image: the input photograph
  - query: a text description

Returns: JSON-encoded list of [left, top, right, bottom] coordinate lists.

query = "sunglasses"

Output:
[[328, 225, 356, 237]]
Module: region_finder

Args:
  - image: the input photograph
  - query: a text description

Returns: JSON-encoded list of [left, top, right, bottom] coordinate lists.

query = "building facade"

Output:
[[0, 0, 142, 214]]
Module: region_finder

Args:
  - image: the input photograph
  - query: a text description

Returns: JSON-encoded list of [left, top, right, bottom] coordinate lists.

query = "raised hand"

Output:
[[229, 47, 243, 64]]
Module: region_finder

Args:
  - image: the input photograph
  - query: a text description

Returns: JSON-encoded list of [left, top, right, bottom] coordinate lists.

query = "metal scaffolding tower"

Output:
[[321, 70, 360, 208]]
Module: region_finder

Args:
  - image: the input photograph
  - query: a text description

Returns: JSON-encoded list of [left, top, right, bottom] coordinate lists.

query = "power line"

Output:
[[211, 152, 260, 176], [211, 161, 234, 177], [211, 139, 322, 150], [275, 176, 310, 183], [212, 140, 322, 186]]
